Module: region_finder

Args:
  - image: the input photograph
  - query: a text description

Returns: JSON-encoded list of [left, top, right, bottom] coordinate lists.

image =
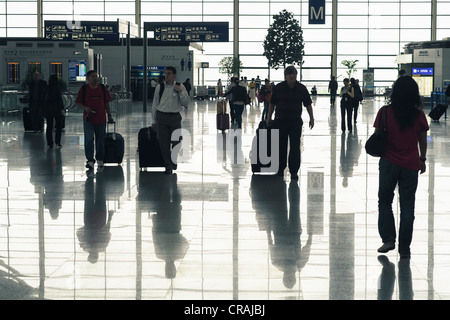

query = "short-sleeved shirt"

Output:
[[373, 105, 429, 171], [76, 84, 112, 125], [270, 81, 312, 120]]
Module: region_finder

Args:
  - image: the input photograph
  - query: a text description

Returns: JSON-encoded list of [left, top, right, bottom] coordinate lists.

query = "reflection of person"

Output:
[[44, 74, 65, 149], [76, 70, 114, 170], [377, 255, 413, 300], [28, 71, 47, 132], [374, 76, 429, 259], [42, 149, 64, 220], [77, 172, 113, 263], [266, 65, 314, 179], [339, 129, 362, 187], [151, 174, 188, 279], [251, 177, 312, 289], [29, 147, 64, 219]]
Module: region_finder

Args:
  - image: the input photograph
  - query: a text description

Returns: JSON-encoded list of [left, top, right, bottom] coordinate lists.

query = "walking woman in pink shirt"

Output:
[[374, 75, 429, 259]]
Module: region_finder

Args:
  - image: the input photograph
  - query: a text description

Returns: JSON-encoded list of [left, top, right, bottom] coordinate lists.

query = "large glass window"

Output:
[[2, 0, 450, 88]]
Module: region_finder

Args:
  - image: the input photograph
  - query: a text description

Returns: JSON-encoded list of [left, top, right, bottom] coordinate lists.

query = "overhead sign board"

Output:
[[309, 0, 325, 24], [44, 20, 120, 42], [412, 67, 433, 76], [145, 22, 229, 43]]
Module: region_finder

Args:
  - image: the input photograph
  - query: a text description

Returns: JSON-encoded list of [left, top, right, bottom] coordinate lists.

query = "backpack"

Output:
[[159, 82, 180, 102], [82, 83, 106, 105]]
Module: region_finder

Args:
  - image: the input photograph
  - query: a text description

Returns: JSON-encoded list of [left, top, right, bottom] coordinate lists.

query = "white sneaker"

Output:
[[97, 160, 104, 167], [85, 161, 95, 170]]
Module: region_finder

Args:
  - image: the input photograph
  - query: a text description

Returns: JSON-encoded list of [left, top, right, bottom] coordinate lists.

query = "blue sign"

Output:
[[412, 68, 433, 76], [309, 0, 325, 24], [131, 66, 165, 77], [145, 22, 229, 43], [44, 20, 119, 42]]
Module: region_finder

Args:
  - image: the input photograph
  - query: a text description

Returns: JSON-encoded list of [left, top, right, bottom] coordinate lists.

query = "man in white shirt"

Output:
[[152, 66, 190, 174]]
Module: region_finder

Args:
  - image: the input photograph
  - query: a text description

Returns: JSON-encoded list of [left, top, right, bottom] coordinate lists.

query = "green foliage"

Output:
[[218, 57, 243, 79], [341, 59, 359, 79], [263, 10, 305, 70]]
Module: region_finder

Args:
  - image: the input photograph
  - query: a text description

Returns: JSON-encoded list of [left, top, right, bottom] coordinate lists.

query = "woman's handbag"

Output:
[[257, 91, 265, 103], [365, 106, 387, 157]]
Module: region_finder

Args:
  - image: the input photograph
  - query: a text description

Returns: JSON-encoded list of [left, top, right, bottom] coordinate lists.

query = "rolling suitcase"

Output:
[[250, 121, 276, 174], [217, 113, 230, 132], [104, 122, 124, 164], [216, 99, 230, 132], [429, 104, 448, 121], [138, 126, 165, 168], [22, 107, 34, 131]]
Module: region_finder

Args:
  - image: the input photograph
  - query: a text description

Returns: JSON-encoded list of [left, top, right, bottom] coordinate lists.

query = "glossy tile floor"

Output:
[[1, 95, 449, 300]]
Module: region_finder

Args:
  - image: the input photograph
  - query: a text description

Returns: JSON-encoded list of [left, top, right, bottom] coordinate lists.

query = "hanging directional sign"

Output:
[[145, 22, 229, 43], [309, 0, 326, 24], [44, 20, 120, 42]]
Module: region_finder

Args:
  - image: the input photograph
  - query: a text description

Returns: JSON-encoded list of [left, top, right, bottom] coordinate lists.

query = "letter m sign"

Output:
[[309, 0, 325, 24]]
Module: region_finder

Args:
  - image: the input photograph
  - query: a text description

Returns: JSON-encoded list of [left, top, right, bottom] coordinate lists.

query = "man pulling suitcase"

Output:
[[76, 70, 114, 170], [151, 66, 190, 174]]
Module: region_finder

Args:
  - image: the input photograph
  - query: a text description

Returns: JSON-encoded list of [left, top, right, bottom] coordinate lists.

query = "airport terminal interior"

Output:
[[1, 94, 450, 300], [2, 0, 450, 302]]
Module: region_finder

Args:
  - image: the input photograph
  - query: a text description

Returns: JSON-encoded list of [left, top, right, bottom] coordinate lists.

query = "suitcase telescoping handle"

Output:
[[107, 121, 117, 140], [106, 121, 116, 132]]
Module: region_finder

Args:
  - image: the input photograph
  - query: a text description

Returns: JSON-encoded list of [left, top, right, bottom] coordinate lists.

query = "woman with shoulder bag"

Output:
[[339, 78, 354, 133], [374, 75, 429, 259]]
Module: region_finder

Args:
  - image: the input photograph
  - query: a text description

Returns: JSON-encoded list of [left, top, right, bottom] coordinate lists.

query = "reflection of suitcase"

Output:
[[138, 126, 165, 168], [429, 104, 448, 121], [104, 122, 124, 164], [250, 121, 276, 174], [217, 113, 230, 132], [23, 107, 34, 131]]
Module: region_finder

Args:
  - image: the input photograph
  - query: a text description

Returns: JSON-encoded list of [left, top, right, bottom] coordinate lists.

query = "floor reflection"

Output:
[[77, 172, 113, 264], [251, 176, 312, 290], [0, 97, 448, 300]]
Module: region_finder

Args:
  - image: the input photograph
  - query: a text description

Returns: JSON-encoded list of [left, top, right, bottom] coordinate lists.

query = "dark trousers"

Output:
[[378, 158, 418, 255], [340, 100, 353, 132], [229, 100, 236, 122], [83, 120, 106, 162], [155, 111, 182, 170], [233, 104, 244, 128], [261, 101, 269, 121], [273, 118, 302, 175], [31, 103, 44, 131], [45, 112, 63, 146], [330, 91, 337, 104], [353, 102, 360, 122]]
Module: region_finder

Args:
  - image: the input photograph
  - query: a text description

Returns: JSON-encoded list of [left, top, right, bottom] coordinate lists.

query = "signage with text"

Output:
[[145, 22, 229, 43], [412, 67, 433, 76], [44, 20, 119, 42], [309, 0, 326, 24]]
